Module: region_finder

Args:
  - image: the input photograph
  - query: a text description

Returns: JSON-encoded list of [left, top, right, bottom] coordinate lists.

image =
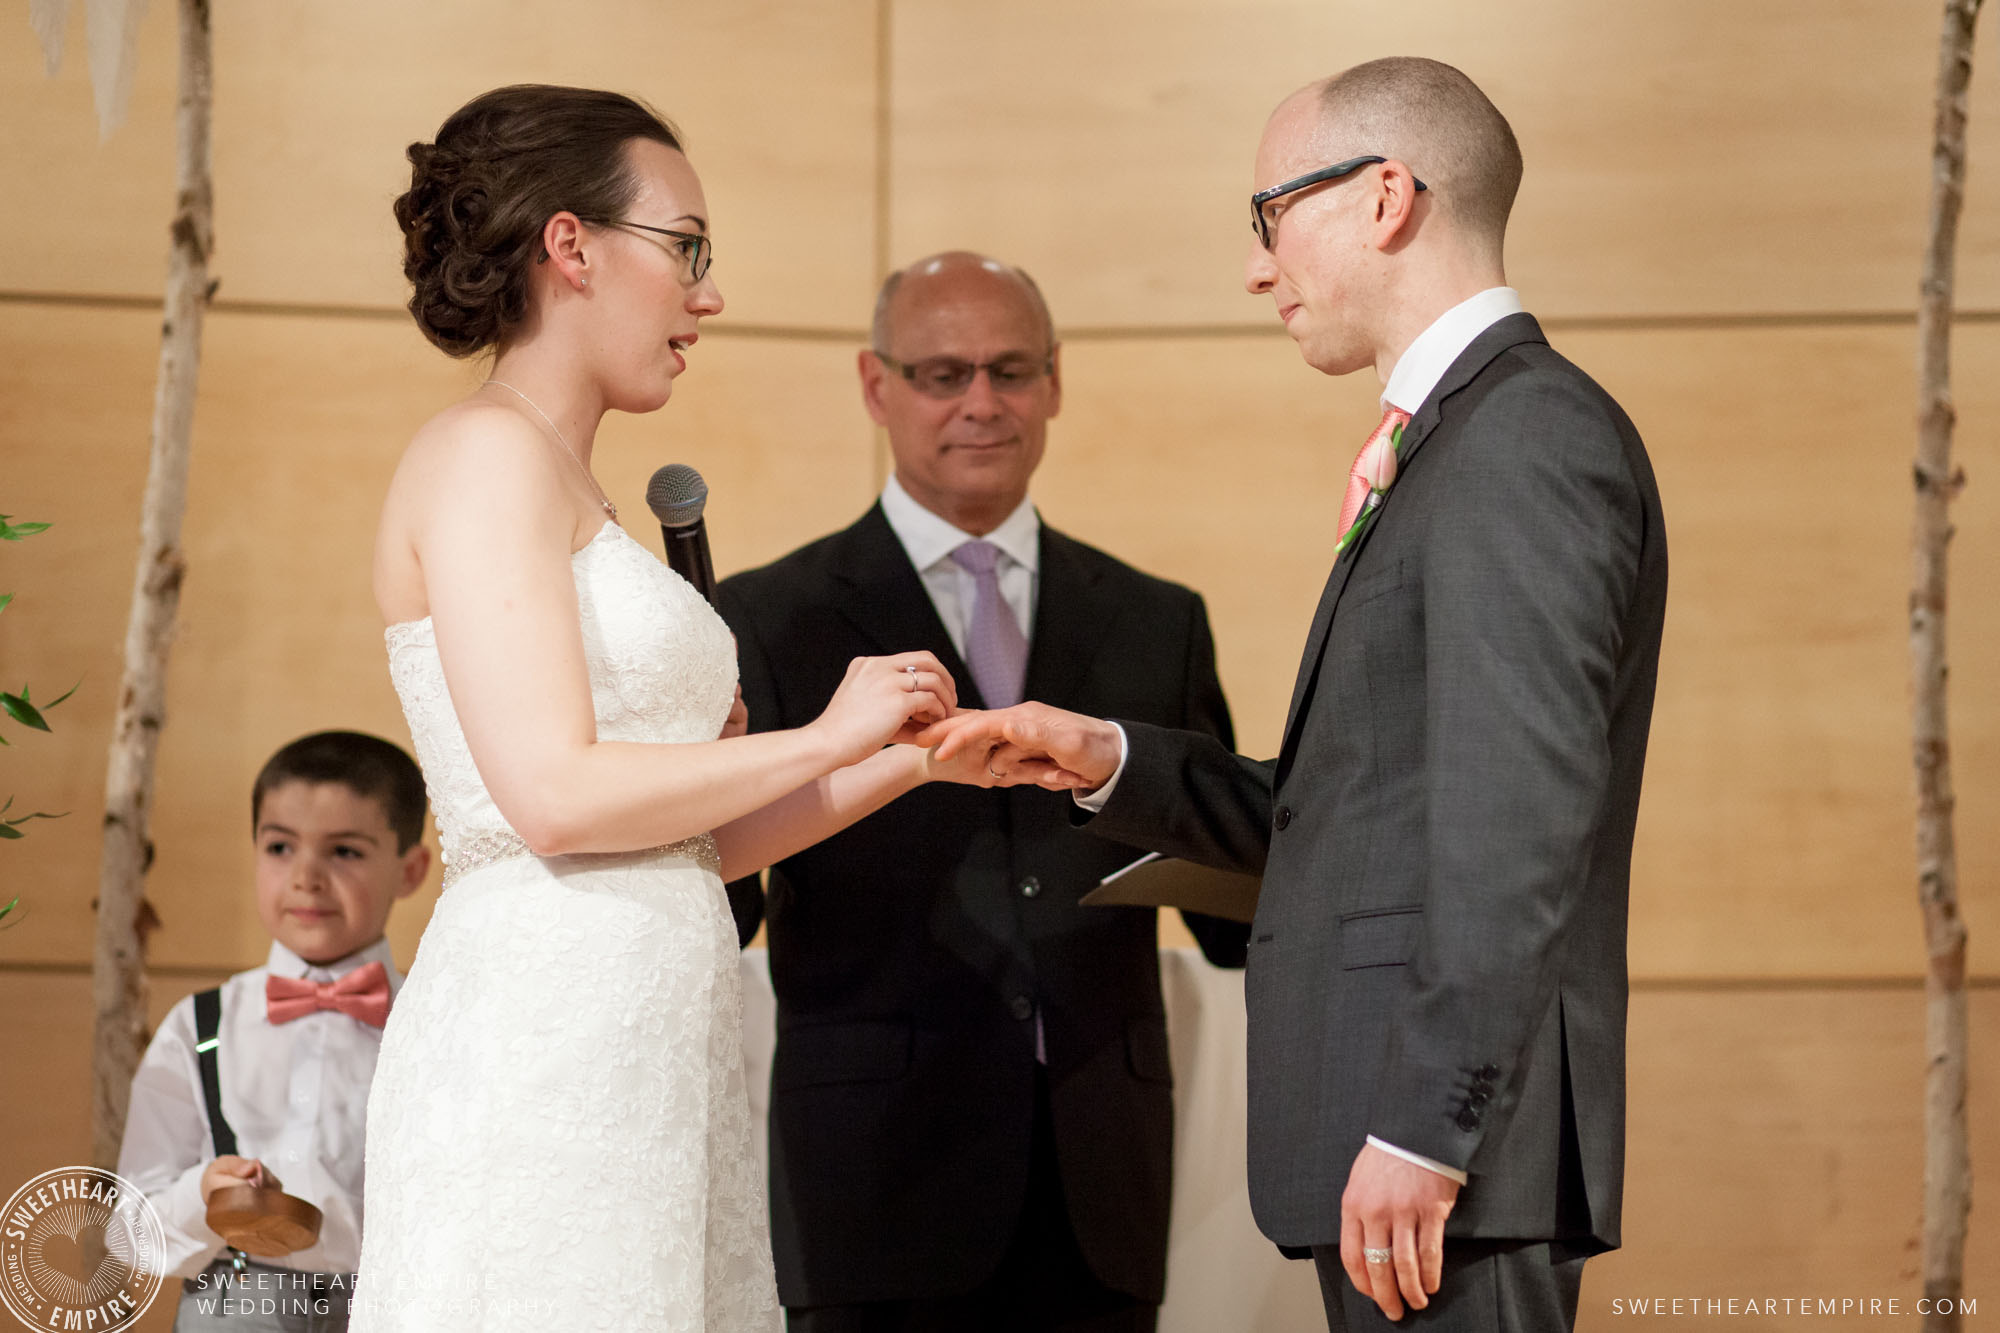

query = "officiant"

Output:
[[718, 251, 1250, 1332]]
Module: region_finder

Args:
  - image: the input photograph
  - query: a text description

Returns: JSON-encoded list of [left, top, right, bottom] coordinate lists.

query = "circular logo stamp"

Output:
[[1, 1167, 165, 1331]]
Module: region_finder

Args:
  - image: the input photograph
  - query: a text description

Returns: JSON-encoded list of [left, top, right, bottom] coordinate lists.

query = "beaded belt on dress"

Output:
[[439, 828, 722, 888]]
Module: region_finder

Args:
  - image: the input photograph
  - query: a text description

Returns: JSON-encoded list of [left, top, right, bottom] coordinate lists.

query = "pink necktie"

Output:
[[265, 961, 390, 1028], [1337, 405, 1414, 537]]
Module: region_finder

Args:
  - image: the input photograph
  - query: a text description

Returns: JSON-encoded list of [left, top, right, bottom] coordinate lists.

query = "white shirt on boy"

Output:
[[116, 937, 403, 1277]]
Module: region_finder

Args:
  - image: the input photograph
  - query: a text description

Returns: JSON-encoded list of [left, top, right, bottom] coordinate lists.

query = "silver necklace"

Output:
[[483, 379, 617, 520]]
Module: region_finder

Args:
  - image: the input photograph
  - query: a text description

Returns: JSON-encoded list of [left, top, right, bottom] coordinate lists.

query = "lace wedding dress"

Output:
[[356, 522, 780, 1331]]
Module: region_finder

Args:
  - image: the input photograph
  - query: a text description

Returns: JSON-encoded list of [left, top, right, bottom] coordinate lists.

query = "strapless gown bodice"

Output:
[[383, 521, 738, 879]]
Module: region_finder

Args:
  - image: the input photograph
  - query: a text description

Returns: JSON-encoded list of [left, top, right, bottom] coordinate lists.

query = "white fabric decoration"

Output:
[[87, 0, 150, 139], [29, 0, 69, 76]]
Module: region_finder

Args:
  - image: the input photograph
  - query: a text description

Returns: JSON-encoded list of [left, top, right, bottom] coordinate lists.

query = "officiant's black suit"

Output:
[[717, 504, 1248, 1319]]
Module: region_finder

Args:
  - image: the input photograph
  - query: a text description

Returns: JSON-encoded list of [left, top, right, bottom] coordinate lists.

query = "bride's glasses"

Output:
[[596, 219, 713, 283]]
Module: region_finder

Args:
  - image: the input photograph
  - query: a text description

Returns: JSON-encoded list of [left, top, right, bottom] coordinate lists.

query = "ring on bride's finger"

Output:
[[903, 666, 918, 690], [1362, 1246, 1393, 1265]]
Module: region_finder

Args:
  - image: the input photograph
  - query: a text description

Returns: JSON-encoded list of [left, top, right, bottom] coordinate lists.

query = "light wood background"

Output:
[[2, 2, 1996, 1327]]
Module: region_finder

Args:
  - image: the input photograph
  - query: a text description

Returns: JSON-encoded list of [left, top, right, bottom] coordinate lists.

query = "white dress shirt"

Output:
[[1379, 286, 1524, 418], [1078, 289, 1528, 1185], [879, 473, 1040, 655], [116, 938, 404, 1277]]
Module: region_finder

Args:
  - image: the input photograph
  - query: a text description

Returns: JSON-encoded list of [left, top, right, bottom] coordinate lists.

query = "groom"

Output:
[[928, 59, 1667, 1331]]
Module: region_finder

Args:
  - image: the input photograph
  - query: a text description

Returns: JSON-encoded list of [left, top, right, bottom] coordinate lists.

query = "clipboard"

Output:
[[1079, 852, 1261, 923]]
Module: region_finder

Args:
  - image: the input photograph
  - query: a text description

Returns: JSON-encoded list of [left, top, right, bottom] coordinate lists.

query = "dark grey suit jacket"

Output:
[[1088, 314, 1666, 1253]]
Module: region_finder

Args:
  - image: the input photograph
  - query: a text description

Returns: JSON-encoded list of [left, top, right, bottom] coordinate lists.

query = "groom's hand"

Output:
[[917, 704, 1122, 792], [1340, 1143, 1458, 1319]]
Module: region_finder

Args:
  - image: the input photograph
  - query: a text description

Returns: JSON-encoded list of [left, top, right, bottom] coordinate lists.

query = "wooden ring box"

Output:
[[204, 1185, 323, 1257]]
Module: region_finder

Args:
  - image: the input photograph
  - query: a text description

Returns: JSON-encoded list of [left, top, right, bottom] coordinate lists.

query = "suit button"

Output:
[[1467, 1090, 1490, 1109], [1478, 1064, 1501, 1080], [1019, 876, 1041, 899], [1456, 1107, 1480, 1132], [1274, 806, 1294, 831], [1010, 995, 1035, 1022]]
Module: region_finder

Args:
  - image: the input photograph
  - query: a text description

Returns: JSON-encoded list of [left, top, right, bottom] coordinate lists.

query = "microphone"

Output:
[[645, 463, 717, 604]]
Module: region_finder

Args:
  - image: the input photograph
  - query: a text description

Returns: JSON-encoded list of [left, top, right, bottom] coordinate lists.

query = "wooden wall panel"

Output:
[[0, 13, 178, 302], [0, 304, 875, 969], [1580, 985, 2000, 1329], [2, 972, 1990, 1331], [892, 0, 2000, 327], [2, 1, 879, 327], [1044, 322, 1999, 980], [1578, 322, 2000, 981]]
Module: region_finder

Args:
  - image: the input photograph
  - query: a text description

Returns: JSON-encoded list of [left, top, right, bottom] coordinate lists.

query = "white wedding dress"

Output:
[[356, 522, 780, 1331]]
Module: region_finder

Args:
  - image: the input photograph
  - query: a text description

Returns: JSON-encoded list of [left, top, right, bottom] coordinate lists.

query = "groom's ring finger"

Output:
[[1362, 1230, 1403, 1317]]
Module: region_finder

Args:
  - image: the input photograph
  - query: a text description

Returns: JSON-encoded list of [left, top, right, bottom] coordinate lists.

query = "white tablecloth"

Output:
[[737, 948, 1323, 1329]]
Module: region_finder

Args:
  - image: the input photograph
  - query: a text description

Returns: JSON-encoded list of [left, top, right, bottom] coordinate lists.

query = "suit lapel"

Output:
[[830, 505, 983, 706], [1022, 527, 1115, 709], [1275, 314, 1549, 768]]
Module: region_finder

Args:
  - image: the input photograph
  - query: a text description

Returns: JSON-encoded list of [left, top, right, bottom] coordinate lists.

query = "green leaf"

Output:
[[1, 691, 50, 732], [44, 678, 81, 710], [0, 593, 12, 616], [0, 517, 51, 541], [0, 825, 21, 839], [0, 896, 18, 920]]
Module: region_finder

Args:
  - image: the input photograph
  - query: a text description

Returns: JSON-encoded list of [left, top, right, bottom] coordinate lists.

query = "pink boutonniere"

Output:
[[1333, 419, 1406, 556]]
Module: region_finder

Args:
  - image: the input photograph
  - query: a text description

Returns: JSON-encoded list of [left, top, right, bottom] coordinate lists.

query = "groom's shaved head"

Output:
[[1308, 58, 1522, 258]]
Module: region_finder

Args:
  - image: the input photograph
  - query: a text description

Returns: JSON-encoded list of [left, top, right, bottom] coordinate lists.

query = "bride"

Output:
[[356, 85, 980, 1331]]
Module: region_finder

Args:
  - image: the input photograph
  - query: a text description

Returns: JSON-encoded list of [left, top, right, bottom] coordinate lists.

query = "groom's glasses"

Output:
[[1250, 155, 1427, 250]]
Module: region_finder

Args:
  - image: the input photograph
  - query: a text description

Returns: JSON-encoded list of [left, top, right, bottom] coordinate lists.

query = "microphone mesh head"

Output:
[[646, 463, 709, 528]]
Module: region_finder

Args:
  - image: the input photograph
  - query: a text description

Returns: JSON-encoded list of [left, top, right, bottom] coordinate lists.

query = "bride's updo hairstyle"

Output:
[[394, 85, 684, 357]]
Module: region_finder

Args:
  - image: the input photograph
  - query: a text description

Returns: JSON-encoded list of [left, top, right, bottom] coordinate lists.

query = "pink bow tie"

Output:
[[265, 960, 390, 1028]]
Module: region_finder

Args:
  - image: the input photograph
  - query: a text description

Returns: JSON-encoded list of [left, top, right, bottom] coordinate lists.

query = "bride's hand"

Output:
[[808, 653, 957, 768]]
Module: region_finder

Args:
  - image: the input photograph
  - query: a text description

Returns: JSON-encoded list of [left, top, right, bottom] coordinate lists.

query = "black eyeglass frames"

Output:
[[874, 352, 1056, 400], [1249, 155, 1428, 249]]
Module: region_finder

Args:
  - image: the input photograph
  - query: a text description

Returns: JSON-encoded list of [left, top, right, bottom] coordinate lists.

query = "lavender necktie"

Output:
[[950, 540, 1029, 709]]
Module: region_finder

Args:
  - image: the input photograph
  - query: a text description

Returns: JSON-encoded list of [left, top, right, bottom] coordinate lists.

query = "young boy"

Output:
[[117, 731, 430, 1331]]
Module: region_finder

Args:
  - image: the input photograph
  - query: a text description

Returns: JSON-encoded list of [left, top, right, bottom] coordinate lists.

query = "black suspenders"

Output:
[[191, 988, 240, 1156], [192, 988, 253, 1275]]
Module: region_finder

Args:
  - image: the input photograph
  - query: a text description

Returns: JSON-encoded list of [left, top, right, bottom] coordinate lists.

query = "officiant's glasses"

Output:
[[875, 352, 1055, 399], [593, 219, 713, 282], [1251, 156, 1428, 249]]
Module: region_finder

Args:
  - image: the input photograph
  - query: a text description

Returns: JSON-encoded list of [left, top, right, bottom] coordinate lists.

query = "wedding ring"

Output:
[[904, 666, 918, 691], [1363, 1246, 1393, 1265]]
